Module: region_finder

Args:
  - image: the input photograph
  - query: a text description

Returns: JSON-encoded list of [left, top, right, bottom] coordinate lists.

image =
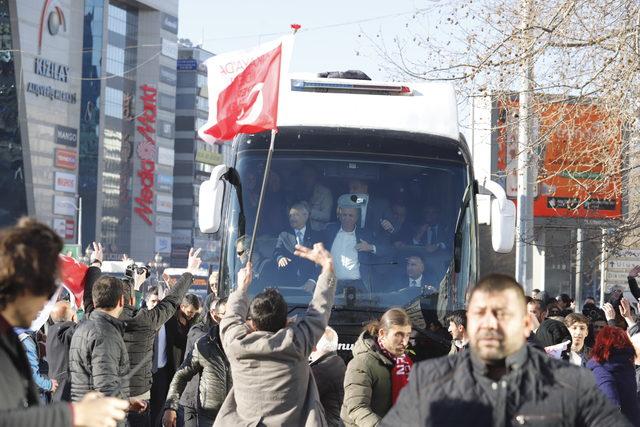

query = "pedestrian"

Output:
[[175, 293, 220, 427], [69, 275, 148, 423], [446, 310, 468, 355], [309, 326, 346, 427], [0, 217, 128, 426], [150, 291, 201, 426], [341, 308, 413, 427], [14, 324, 57, 402], [113, 248, 201, 427], [214, 242, 336, 426], [381, 273, 631, 426], [46, 300, 77, 402], [587, 326, 640, 425], [162, 298, 231, 427], [564, 312, 590, 367]]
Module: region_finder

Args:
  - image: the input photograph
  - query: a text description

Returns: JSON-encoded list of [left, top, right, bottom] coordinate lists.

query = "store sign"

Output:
[[177, 59, 198, 71], [53, 218, 66, 238], [161, 13, 178, 34], [37, 1, 67, 54], [35, 57, 69, 83], [195, 150, 223, 166], [157, 174, 174, 191], [135, 84, 158, 226], [156, 215, 172, 233], [161, 39, 178, 60], [55, 148, 77, 170], [53, 195, 76, 216], [54, 171, 76, 193], [158, 147, 175, 167], [155, 235, 172, 253], [55, 125, 78, 146], [53, 219, 75, 241], [156, 194, 173, 213], [27, 82, 77, 103]]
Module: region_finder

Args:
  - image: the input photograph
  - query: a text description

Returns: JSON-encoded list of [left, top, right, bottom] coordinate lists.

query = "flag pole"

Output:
[[247, 129, 277, 263]]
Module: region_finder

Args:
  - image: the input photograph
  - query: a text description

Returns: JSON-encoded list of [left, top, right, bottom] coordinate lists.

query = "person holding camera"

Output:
[[85, 246, 202, 427]]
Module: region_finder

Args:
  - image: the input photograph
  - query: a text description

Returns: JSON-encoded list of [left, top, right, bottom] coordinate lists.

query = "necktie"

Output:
[[296, 230, 303, 245], [411, 279, 417, 287]]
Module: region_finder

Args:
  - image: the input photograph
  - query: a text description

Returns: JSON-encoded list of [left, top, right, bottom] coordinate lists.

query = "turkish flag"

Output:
[[58, 255, 88, 307], [198, 35, 293, 143]]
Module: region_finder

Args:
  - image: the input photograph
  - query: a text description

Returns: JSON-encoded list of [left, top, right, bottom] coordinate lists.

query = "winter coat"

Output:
[[165, 325, 231, 419], [381, 344, 632, 427], [340, 331, 393, 427], [46, 321, 77, 402], [588, 349, 640, 425], [214, 269, 337, 427], [119, 272, 193, 397], [69, 310, 130, 401], [311, 352, 346, 427], [180, 320, 210, 409], [0, 314, 72, 427]]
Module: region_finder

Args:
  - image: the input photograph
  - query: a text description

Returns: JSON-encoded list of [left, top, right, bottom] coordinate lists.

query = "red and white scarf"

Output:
[[378, 337, 414, 404]]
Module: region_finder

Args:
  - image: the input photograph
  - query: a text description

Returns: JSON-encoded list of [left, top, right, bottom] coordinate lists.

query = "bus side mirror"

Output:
[[477, 179, 516, 253], [199, 164, 229, 234], [491, 198, 515, 253]]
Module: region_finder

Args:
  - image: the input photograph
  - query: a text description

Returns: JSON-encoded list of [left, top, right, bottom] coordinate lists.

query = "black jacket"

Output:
[[69, 310, 130, 401], [165, 326, 232, 417], [381, 345, 631, 427], [165, 312, 196, 378], [0, 314, 72, 427], [310, 352, 346, 427], [273, 227, 322, 283], [180, 321, 209, 408], [118, 272, 193, 397], [45, 320, 77, 402]]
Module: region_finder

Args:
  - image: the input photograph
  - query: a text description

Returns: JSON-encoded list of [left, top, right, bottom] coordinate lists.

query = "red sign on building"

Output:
[[134, 84, 158, 226], [55, 148, 77, 170]]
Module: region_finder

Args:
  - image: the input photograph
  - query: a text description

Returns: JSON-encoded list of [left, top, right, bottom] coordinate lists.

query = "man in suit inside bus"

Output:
[[391, 255, 437, 298], [324, 195, 387, 293], [274, 201, 323, 286]]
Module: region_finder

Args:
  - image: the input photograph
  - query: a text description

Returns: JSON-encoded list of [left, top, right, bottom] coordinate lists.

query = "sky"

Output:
[[177, 0, 436, 81]]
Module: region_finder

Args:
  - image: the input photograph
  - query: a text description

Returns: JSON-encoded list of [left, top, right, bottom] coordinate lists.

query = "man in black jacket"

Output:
[[46, 300, 76, 402], [382, 273, 632, 427], [113, 248, 201, 426], [0, 218, 128, 427], [69, 276, 132, 403]]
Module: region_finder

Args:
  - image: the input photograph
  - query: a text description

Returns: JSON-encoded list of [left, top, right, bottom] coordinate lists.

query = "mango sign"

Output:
[[497, 98, 622, 219]]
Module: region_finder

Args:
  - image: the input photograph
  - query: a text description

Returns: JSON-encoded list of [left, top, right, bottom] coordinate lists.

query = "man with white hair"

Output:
[[309, 327, 347, 427]]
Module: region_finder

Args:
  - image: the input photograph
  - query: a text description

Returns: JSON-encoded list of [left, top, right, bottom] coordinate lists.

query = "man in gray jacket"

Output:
[[214, 243, 337, 427], [382, 273, 632, 427]]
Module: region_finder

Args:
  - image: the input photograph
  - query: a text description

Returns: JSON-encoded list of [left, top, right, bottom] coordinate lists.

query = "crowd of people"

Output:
[[2, 216, 640, 426]]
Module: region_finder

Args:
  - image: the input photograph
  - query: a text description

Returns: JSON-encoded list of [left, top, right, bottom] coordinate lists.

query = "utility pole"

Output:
[[515, 0, 535, 294]]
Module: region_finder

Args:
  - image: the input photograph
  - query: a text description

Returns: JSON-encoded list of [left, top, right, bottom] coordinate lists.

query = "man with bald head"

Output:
[[382, 274, 631, 426], [45, 300, 77, 402]]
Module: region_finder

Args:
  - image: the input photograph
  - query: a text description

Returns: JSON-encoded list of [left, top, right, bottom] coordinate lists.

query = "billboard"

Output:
[[496, 98, 623, 219]]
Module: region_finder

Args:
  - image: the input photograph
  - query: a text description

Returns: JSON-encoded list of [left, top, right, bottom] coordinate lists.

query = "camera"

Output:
[[125, 264, 151, 279]]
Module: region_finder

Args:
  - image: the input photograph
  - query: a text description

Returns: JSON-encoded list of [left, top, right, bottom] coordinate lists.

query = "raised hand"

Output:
[[187, 248, 202, 275], [91, 242, 104, 264], [237, 262, 253, 292], [294, 243, 333, 269], [629, 265, 640, 278], [603, 302, 616, 322]]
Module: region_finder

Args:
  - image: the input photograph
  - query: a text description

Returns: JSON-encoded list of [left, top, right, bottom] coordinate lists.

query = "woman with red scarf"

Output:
[[341, 308, 413, 427]]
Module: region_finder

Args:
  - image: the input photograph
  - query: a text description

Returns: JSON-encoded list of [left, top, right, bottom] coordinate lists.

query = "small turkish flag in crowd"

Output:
[[58, 254, 88, 307], [198, 35, 294, 143]]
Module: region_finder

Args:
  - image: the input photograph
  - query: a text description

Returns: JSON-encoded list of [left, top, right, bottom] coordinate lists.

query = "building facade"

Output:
[[0, 0, 180, 263], [172, 41, 223, 268]]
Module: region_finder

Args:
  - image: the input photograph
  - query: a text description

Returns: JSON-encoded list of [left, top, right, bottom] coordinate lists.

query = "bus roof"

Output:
[[277, 74, 460, 141]]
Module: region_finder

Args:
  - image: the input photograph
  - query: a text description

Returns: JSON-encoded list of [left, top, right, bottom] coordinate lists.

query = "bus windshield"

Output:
[[221, 130, 468, 315]]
